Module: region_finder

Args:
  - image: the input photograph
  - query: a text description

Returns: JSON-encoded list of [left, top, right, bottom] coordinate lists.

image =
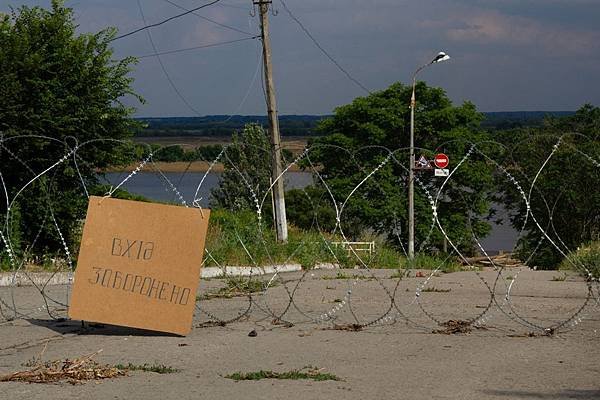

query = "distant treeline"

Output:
[[481, 111, 575, 130], [151, 144, 224, 162], [135, 112, 576, 137], [148, 143, 293, 163], [135, 115, 327, 137]]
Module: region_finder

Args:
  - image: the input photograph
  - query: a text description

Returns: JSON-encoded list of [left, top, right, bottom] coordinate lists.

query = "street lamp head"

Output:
[[432, 51, 450, 64]]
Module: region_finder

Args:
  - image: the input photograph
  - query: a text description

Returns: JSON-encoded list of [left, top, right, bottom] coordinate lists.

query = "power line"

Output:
[[112, 0, 224, 42], [278, 0, 371, 95], [218, 28, 263, 123], [136, 0, 204, 116], [216, 2, 249, 11], [132, 3, 263, 122], [135, 36, 259, 59], [159, 0, 256, 37]]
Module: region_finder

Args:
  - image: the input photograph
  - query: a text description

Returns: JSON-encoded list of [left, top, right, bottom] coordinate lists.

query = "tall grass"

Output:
[[204, 209, 462, 271], [559, 241, 600, 279], [204, 209, 350, 268], [1, 207, 462, 272]]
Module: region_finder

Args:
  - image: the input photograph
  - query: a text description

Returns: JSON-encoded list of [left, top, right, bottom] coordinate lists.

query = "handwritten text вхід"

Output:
[[111, 237, 154, 260]]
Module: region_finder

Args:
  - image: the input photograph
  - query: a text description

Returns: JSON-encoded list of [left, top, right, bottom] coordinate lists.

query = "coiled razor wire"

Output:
[[0, 134, 598, 336]]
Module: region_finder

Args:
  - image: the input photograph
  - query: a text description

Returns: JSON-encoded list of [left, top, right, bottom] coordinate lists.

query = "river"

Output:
[[104, 171, 313, 207], [104, 172, 518, 253]]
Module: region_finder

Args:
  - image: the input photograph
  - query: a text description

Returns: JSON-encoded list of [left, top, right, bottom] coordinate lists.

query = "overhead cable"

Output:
[[135, 36, 259, 59], [278, 0, 371, 95], [112, 0, 224, 42], [160, 0, 256, 37], [136, 0, 205, 116]]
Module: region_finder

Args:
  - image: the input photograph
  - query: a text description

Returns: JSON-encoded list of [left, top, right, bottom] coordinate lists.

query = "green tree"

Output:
[[212, 124, 273, 213], [495, 105, 600, 268], [293, 82, 494, 253], [285, 186, 337, 232], [195, 144, 224, 161], [154, 145, 185, 162], [0, 1, 142, 258]]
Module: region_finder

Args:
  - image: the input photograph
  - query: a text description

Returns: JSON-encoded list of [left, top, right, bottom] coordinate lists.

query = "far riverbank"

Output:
[[108, 161, 305, 173]]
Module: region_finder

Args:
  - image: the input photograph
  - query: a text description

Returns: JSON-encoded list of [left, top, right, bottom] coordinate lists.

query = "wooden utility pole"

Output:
[[255, 0, 288, 242]]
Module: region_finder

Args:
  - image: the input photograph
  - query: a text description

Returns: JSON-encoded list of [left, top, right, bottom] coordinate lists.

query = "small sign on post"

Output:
[[415, 155, 435, 170], [416, 155, 430, 168], [69, 196, 210, 336], [434, 153, 449, 169], [435, 168, 450, 177]]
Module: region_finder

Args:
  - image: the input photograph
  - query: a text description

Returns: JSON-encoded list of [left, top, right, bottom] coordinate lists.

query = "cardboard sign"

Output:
[[69, 196, 210, 336]]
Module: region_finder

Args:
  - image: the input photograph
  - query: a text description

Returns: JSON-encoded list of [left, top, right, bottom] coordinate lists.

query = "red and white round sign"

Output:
[[434, 153, 449, 169]]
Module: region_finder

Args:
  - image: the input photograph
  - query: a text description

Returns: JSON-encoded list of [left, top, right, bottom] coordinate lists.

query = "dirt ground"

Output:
[[0, 268, 598, 399]]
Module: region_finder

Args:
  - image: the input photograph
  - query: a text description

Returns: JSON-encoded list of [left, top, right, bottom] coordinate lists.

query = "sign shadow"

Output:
[[27, 318, 182, 337]]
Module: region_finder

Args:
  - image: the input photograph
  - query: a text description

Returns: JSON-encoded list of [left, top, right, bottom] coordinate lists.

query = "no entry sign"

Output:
[[434, 153, 449, 169]]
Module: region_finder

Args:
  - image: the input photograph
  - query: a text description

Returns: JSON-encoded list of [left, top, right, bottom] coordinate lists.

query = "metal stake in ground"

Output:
[[256, 0, 288, 242]]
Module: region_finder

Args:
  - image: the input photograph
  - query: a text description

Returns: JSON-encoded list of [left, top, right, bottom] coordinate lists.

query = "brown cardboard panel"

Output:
[[69, 196, 210, 336]]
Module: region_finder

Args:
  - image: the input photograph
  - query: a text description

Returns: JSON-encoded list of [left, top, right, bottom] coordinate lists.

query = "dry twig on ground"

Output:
[[0, 350, 126, 385], [322, 323, 363, 332], [432, 320, 474, 335]]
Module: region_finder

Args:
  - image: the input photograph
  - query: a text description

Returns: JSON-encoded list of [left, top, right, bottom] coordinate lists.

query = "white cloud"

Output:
[[439, 9, 600, 55]]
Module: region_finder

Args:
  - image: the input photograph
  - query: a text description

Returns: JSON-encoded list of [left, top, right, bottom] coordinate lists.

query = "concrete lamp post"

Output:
[[408, 51, 451, 260]]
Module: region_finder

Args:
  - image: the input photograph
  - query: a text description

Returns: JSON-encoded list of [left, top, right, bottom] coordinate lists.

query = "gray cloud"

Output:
[[1, 0, 599, 115]]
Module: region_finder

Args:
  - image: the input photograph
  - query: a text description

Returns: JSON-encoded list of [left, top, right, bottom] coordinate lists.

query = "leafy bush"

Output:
[[196, 144, 224, 161], [559, 242, 600, 279], [153, 145, 184, 162], [497, 106, 600, 268], [89, 185, 152, 203], [285, 187, 337, 233]]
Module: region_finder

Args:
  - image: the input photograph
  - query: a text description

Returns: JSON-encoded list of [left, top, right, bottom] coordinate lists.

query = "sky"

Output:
[[2, 0, 600, 117]]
